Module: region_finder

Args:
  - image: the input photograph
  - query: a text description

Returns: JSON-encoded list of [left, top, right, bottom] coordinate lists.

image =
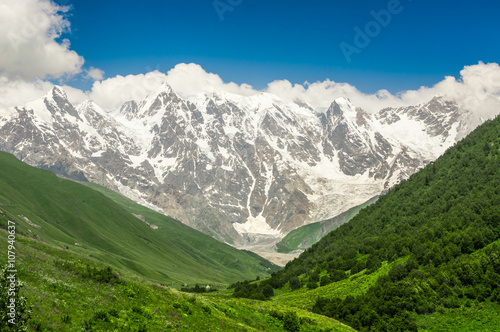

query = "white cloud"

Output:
[[71, 61, 500, 122], [85, 67, 105, 81], [63, 85, 88, 105], [265, 78, 414, 113], [89, 71, 169, 109], [0, 1, 497, 124], [2, 61, 499, 127], [0, 0, 84, 79], [265, 62, 500, 122], [0, 77, 52, 112], [164, 63, 257, 99], [0, 76, 87, 112], [398, 62, 500, 123], [88, 63, 258, 109]]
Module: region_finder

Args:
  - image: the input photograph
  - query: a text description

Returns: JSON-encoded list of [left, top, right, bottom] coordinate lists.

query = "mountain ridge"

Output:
[[0, 84, 495, 247]]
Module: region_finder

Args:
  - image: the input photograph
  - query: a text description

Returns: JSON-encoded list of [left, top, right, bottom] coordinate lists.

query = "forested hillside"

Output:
[[232, 114, 500, 331]]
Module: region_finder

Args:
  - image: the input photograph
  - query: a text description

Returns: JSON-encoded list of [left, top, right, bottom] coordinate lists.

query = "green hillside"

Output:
[[276, 196, 378, 253], [0, 151, 277, 286], [232, 115, 500, 331], [0, 228, 353, 331]]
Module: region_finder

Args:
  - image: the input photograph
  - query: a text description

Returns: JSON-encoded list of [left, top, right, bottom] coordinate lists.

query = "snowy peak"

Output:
[[374, 96, 466, 160], [329, 97, 354, 114], [0, 84, 495, 247], [78, 99, 106, 114], [377, 96, 460, 133], [50, 85, 68, 101], [322, 102, 390, 178], [39, 86, 80, 122]]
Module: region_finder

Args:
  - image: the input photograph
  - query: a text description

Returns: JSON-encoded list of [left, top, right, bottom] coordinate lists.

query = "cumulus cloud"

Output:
[[2, 60, 499, 126], [0, 0, 497, 122], [88, 63, 258, 109], [0, 77, 53, 112], [399, 63, 500, 118], [71, 61, 500, 122], [265, 79, 405, 112], [164, 63, 257, 99], [89, 71, 169, 109], [265, 62, 500, 121], [0, 0, 84, 79], [85, 67, 105, 81], [0, 76, 86, 112]]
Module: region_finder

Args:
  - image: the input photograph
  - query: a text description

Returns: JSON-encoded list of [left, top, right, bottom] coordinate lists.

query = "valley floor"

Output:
[[237, 237, 302, 266]]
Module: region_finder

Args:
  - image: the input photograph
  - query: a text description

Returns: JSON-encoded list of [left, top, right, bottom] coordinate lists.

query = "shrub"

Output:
[[307, 281, 318, 290], [289, 277, 301, 290], [108, 308, 119, 317], [309, 271, 320, 283], [54, 260, 120, 284], [82, 319, 93, 331], [269, 309, 284, 320], [202, 305, 212, 314], [330, 270, 347, 282], [61, 314, 71, 324], [320, 275, 331, 287], [131, 306, 143, 315], [262, 284, 274, 298], [93, 310, 110, 322], [184, 303, 192, 314], [283, 311, 301, 332], [491, 288, 500, 302]]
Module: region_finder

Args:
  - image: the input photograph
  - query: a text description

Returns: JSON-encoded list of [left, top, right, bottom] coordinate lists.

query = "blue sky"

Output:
[[59, 0, 500, 93]]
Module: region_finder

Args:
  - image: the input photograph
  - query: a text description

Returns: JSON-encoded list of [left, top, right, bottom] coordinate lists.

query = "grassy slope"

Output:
[[416, 302, 500, 332], [272, 260, 395, 310], [276, 196, 378, 253], [0, 228, 353, 331], [271, 243, 500, 331], [276, 223, 322, 253], [84, 182, 279, 283], [0, 151, 277, 286]]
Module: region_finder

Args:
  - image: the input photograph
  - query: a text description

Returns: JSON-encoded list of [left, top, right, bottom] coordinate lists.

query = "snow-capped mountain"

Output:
[[0, 85, 489, 246]]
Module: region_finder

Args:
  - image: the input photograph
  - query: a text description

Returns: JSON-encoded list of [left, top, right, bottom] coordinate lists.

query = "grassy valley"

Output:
[[0, 151, 355, 331], [0, 151, 277, 287], [0, 227, 353, 331]]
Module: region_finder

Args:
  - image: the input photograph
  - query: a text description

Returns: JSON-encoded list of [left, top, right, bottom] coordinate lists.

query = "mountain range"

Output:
[[0, 84, 493, 247]]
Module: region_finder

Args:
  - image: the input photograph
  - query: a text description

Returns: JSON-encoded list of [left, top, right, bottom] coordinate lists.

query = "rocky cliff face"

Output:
[[0, 85, 485, 246]]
